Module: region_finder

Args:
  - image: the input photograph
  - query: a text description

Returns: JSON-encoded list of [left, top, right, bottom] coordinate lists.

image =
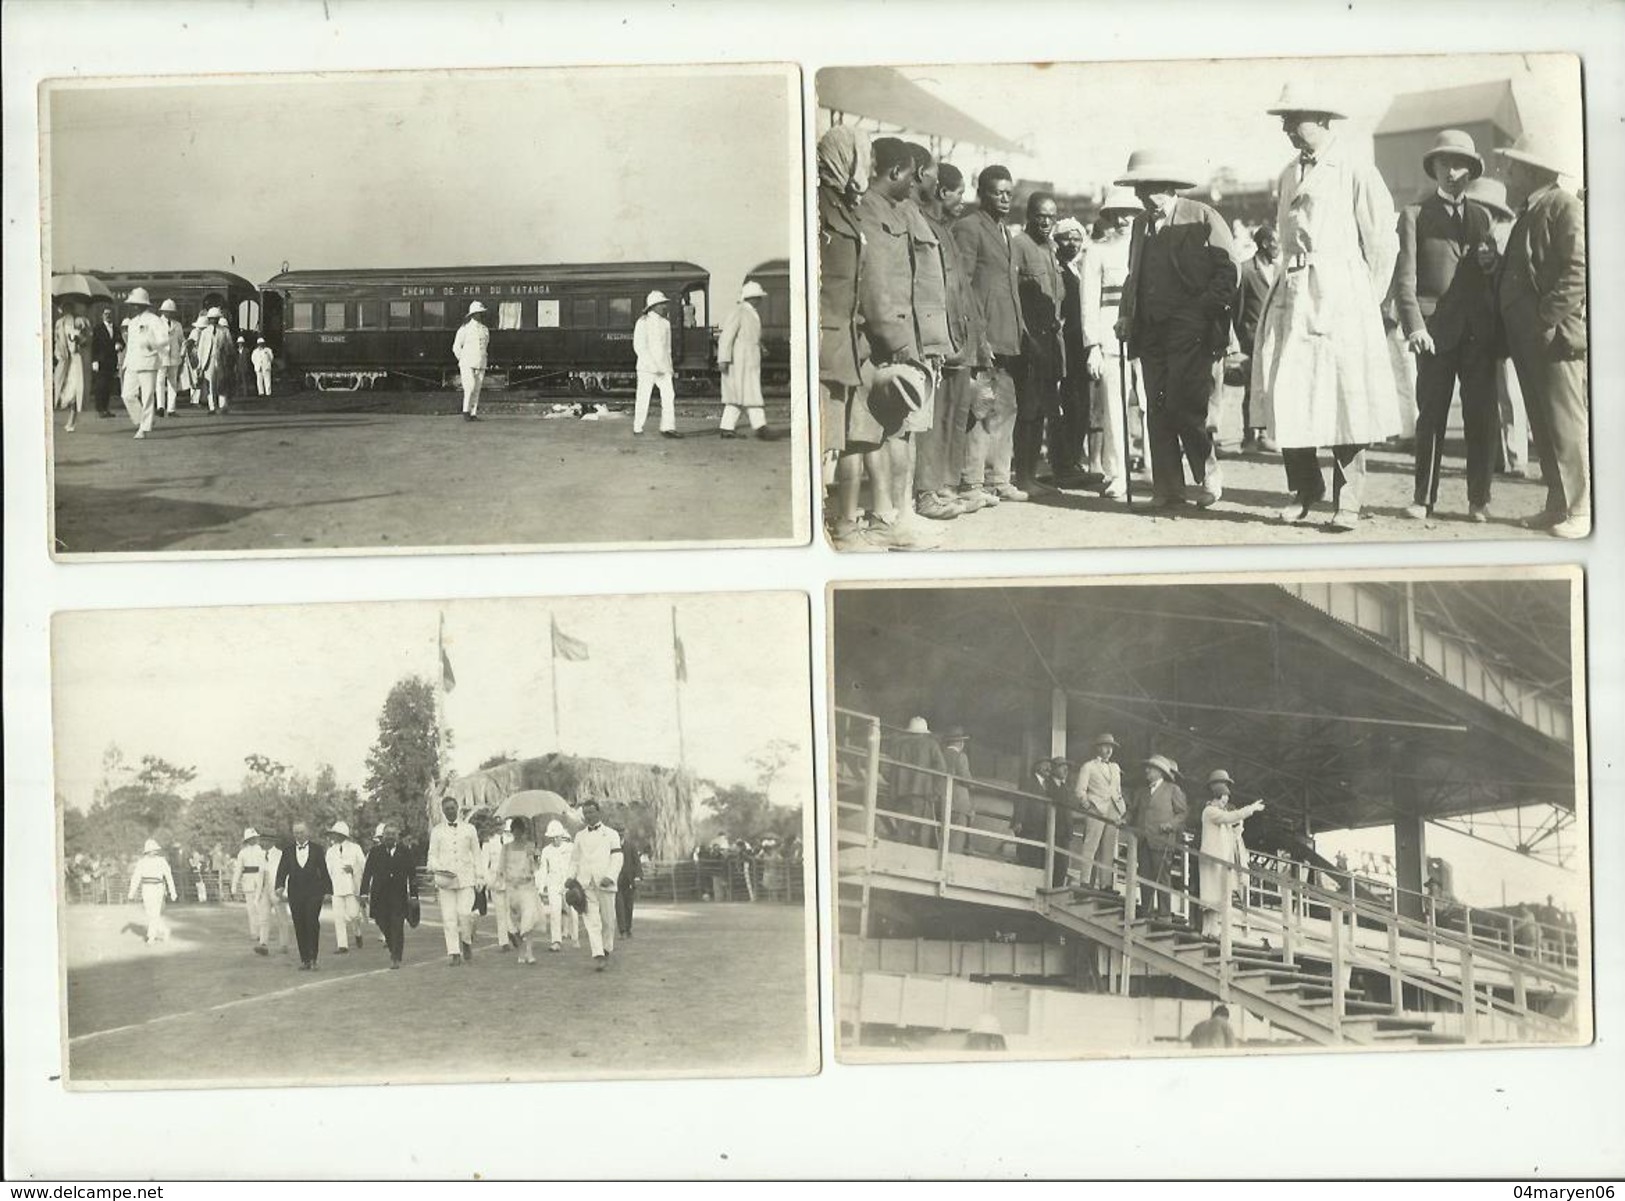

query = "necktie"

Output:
[[1298, 152, 1315, 182]]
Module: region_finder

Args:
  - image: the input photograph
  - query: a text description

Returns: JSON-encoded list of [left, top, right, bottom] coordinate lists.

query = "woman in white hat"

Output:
[[52, 295, 92, 433], [126, 837, 178, 944], [1197, 770, 1264, 936], [452, 300, 490, 421], [537, 818, 579, 951], [324, 820, 367, 952], [717, 279, 777, 440], [633, 290, 681, 438]]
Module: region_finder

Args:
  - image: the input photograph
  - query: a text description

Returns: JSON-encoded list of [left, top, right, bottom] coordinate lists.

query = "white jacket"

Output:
[[251, 346, 274, 370], [427, 819, 484, 889], [122, 311, 168, 371], [452, 319, 490, 369], [128, 852, 176, 899], [326, 839, 367, 898], [632, 312, 672, 374], [233, 844, 270, 894], [572, 823, 623, 888], [717, 302, 764, 408], [537, 840, 574, 894]]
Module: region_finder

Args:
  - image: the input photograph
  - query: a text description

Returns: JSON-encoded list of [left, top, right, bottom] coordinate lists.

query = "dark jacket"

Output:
[[359, 842, 418, 922], [1495, 184, 1586, 360], [1119, 196, 1236, 356], [1233, 256, 1275, 354], [891, 731, 947, 799], [925, 211, 978, 367], [952, 207, 1024, 359], [1393, 194, 1497, 350], [1013, 229, 1065, 374], [857, 188, 918, 364], [901, 199, 952, 358], [274, 840, 333, 902], [1128, 780, 1189, 850], [91, 319, 121, 372], [818, 185, 866, 387]]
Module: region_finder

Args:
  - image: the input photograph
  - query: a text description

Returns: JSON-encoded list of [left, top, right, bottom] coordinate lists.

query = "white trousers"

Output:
[[245, 886, 270, 944], [1088, 356, 1142, 491], [436, 885, 475, 955], [460, 365, 485, 415], [139, 882, 169, 941], [634, 371, 675, 433], [255, 366, 273, 396], [582, 883, 617, 957], [547, 889, 580, 945], [720, 403, 765, 431], [122, 369, 158, 432], [333, 894, 362, 949], [1077, 813, 1120, 889], [157, 366, 178, 414]]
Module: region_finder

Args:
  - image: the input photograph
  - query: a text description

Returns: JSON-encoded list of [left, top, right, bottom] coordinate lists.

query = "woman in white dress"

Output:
[[1198, 770, 1264, 937]]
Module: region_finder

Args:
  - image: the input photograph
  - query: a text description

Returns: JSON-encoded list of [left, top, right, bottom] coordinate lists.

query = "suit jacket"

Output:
[[952, 207, 1025, 358], [91, 320, 121, 372], [818, 184, 866, 387], [359, 842, 417, 921], [1233, 256, 1275, 354], [1118, 196, 1236, 355], [275, 840, 333, 903], [1393, 194, 1497, 349], [1128, 780, 1188, 849], [1496, 183, 1587, 361]]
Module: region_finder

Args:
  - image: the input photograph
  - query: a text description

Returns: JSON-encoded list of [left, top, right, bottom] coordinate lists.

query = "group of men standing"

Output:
[[818, 83, 1588, 545], [53, 288, 277, 439]]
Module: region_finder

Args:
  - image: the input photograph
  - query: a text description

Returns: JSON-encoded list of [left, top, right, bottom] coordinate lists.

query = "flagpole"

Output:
[[549, 613, 563, 750], [671, 605, 688, 772], [434, 613, 449, 826]]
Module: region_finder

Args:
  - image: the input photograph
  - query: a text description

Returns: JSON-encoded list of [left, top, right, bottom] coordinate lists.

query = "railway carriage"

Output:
[[743, 258, 792, 388], [93, 269, 260, 334], [260, 262, 712, 392]]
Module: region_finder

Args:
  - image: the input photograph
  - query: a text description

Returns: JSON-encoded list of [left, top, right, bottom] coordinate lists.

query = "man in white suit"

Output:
[[231, 826, 272, 956], [571, 800, 624, 970], [452, 301, 490, 422], [427, 795, 484, 965], [633, 291, 681, 439], [325, 820, 367, 952]]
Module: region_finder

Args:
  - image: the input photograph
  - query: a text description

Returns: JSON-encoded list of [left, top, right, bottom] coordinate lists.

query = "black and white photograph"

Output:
[[815, 54, 1589, 551], [831, 570, 1590, 1060], [43, 64, 807, 557], [52, 591, 817, 1087]]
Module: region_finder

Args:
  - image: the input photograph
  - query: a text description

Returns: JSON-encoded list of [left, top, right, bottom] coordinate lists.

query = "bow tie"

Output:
[[1299, 151, 1316, 167]]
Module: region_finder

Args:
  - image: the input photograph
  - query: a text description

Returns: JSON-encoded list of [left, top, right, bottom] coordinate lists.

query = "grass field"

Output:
[[65, 900, 815, 1087], [50, 392, 797, 555]]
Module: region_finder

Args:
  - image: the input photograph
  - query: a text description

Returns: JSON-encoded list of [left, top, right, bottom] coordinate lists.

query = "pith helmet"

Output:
[[125, 287, 152, 307], [159, 298, 179, 314], [1114, 149, 1197, 191], [740, 280, 768, 302], [644, 290, 670, 310], [1097, 186, 1142, 215], [1265, 82, 1346, 120], [1422, 129, 1484, 179]]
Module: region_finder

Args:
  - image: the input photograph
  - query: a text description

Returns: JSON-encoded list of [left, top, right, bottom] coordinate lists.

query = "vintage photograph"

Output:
[[53, 591, 816, 1087], [830, 571, 1589, 1060], [43, 64, 806, 557], [814, 55, 1588, 550]]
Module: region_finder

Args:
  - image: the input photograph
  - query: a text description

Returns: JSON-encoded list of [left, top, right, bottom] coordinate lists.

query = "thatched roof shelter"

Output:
[[438, 753, 696, 860]]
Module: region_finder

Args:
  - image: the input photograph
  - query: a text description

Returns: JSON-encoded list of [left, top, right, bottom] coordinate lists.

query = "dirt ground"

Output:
[[49, 389, 797, 555], [65, 899, 814, 1086], [839, 388, 1558, 551]]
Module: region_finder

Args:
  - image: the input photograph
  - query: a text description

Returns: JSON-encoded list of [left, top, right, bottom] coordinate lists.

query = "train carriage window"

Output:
[[387, 301, 412, 330], [497, 301, 522, 331], [291, 302, 316, 332], [420, 300, 447, 328], [570, 298, 597, 327], [322, 302, 346, 332], [355, 300, 381, 330], [607, 297, 634, 329], [685, 287, 707, 328], [536, 300, 560, 329]]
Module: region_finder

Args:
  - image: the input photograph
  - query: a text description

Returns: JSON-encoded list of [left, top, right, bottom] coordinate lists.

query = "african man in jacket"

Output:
[[1011, 191, 1067, 495]]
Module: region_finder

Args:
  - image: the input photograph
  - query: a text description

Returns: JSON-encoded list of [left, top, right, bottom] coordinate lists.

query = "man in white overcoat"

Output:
[[1252, 84, 1400, 531], [717, 280, 775, 439]]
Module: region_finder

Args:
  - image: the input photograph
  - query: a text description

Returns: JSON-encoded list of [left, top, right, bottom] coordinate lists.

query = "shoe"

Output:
[[550, 942, 562, 952], [390, 960, 401, 969], [1403, 502, 1430, 520], [336, 946, 348, 954], [866, 513, 939, 550], [1150, 494, 1189, 512], [309, 962, 319, 971], [254, 945, 269, 956], [1018, 477, 1059, 497], [956, 487, 995, 511], [461, 940, 473, 960], [447, 953, 462, 966], [1521, 510, 1565, 530], [1467, 504, 1490, 524], [660, 429, 683, 439], [991, 482, 1028, 502], [463, 412, 473, 422], [914, 493, 960, 521], [133, 430, 146, 440], [1255, 435, 1278, 452], [509, 932, 521, 949], [499, 943, 511, 953], [299, 962, 311, 971], [719, 429, 739, 439], [1101, 482, 1128, 501], [830, 519, 884, 552], [1326, 508, 1361, 532], [1193, 482, 1222, 509], [755, 426, 787, 441], [594, 955, 607, 971], [1549, 516, 1589, 540], [632, 428, 644, 436]]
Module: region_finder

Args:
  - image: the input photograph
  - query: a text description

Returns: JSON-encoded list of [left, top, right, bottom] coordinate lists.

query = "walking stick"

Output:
[[1118, 345, 1133, 506]]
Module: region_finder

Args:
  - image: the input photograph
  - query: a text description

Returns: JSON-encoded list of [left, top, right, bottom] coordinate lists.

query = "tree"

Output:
[[699, 783, 800, 849], [362, 676, 443, 843], [478, 751, 518, 770], [76, 754, 197, 861]]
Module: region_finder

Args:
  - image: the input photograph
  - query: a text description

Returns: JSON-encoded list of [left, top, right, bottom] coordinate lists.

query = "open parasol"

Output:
[[51, 272, 113, 304], [491, 789, 584, 835]]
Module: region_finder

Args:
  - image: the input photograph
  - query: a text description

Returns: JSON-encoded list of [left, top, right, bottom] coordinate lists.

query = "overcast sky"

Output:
[[52, 593, 812, 815], [47, 65, 793, 307], [823, 53, 1581, 196]]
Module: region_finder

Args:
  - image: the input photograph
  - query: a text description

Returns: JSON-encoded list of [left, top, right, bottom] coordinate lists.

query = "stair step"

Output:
[[1234, 969, 1336, 987], [1265, 983, 1369, 1002], [1302, 998, 1398, 1015]]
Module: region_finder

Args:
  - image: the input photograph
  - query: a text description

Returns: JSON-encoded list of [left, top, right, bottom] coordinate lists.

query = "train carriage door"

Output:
[[237, 297, 261, 339], [679, 281, 708, 370], [260, 290, 285, 351]]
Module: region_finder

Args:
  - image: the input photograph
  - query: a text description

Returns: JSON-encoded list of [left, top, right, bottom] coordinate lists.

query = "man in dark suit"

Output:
[[274, 820, 332, 970], [1010, 191, 1066, 495], [616, 832, 644, 938], [89, 303, 120, 418], [953, 165, 1029, 504], [1233, 225, 1278, 449], [1394, 130, 1500, 523], [1127, 755, 1188, 919], [1493, 132, 1588, 539], [360, 820, 418, 968], [1113, 149, 1237, 511]]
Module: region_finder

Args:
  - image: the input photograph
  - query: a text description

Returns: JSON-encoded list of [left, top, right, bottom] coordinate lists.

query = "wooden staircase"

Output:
[[1039, 887, 1463, 1047]]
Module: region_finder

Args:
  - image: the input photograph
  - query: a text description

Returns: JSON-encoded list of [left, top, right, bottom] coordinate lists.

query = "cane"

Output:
[[1118, 345, 1133, 506]]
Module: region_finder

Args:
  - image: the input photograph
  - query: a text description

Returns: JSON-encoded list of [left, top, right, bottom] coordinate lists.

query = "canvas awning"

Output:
[[818, 66, 1024, 155]]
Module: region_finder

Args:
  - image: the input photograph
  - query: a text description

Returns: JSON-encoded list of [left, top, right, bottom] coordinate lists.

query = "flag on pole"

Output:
[[674, 630, 688, 684], [438, 614, 457, 693], [551, 616, 590, 662]]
